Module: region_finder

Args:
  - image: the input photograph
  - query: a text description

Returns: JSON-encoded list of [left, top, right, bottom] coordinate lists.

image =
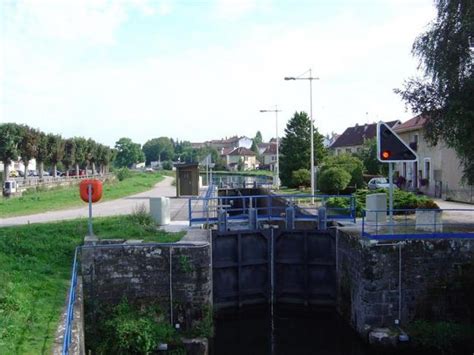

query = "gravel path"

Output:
[[0, 176, 191, 227]]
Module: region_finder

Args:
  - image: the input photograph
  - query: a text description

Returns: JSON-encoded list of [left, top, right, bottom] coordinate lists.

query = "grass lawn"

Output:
[[0, 171, 165, 218], [0, 216, 184, 354]]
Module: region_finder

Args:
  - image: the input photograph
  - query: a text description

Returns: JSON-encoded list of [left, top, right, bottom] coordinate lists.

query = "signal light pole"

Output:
[[284, 69, 319, 203], [260, 106, 281, 189]]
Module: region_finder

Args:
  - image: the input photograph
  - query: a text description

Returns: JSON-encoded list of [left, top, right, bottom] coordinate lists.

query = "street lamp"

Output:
[[260, 106, 281, 189], [284, 68, 320, 201]]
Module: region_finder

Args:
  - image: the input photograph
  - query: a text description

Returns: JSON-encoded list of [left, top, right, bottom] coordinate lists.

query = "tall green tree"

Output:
[[115, 137, 145, 168], [46, 134, 65, 177], [254, 131, 263, 145], [62, 138, 76, 176], [36, 132, 49, 179], [96, 144, 112, 175], [142, 137, 174, 165], [395, 0, 474, 184], [73, 137, 88, 176], [86, 138, 98, 175], [279, 111, 327, 187], [0, 123, 22, 181], [19, 125, 40, 179]]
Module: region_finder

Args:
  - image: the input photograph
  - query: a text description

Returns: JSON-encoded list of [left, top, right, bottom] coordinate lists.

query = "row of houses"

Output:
[[194, 135, 279, 171], [329, 116, 472, 203]]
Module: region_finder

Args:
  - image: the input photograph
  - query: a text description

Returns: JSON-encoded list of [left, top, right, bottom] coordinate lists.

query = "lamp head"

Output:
[[284, 77, 295, 80]]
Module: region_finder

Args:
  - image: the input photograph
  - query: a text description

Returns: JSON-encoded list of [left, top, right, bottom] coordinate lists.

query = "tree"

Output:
[[62, 138, 76, 176], [142, 137, 174, 165], [36, 132, 49, 179], [115, 137, 145, 168], [254, 131, 263, 145], [279, 111, 327, 187], [292, 168, 311, 187], [46, 134, 65, 177], [357, 138, 388, 176], [0, 123, 22, 181], [395, 0, 474, 184], [320, 154, 364, 189], [73, 137, 88, 176], [19, 125, 39, 179], [319, 167, 351, 194], [96, 144, 113, 175], [86, 138, 98, 175]]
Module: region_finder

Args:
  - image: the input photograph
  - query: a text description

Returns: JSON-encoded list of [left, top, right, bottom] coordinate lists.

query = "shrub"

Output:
[[129, 203, 154, 227], [162, 160, 173, 170], [292, 168, 311, 187], [97, 299, 179, 354], [320, 154, 365, 189], [116, 167, 132, 181], [319, 167, 351, 194]]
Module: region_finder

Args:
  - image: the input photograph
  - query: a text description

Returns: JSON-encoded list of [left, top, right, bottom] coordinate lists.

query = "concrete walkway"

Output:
[[0, 176, 192, 227]]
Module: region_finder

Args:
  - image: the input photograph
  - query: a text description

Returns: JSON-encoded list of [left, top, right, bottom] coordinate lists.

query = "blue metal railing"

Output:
[[62, 247, 80, 355], [362, 208, 474, 240], [189, 193, 356, 226]]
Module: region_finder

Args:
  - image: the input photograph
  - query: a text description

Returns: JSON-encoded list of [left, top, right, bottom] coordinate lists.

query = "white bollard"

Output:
[[366, 193, 387, 224], [150, 197, 171, 225]]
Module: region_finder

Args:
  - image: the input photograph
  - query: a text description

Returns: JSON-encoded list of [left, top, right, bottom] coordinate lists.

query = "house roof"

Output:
[[220, 147, 234, 156], [394, 114, 428, 133], [330, 120, 400, 148], [228, 147, 256, 156], [263, 143, 277, 155]]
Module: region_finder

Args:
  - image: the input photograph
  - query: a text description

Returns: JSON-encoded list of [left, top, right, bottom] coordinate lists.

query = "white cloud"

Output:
[[1, 0, 437, 146], [213, 0, 271, 20]]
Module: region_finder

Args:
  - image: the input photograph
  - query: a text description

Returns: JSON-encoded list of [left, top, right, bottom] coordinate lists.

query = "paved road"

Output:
[[433, 198, 474, 224], [0, 176, 193, 227]]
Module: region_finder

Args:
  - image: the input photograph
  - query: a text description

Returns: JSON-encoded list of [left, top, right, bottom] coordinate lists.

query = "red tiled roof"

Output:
[[394, 114, 428, 133], [228, 147, 256, 156], [263, 143, 277, 155], [330, 120, 400, 148], [220, 147, 234, 156]]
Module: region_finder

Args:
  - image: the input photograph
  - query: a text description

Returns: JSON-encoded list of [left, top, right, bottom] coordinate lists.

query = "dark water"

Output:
[[210, 305, 375, 355]]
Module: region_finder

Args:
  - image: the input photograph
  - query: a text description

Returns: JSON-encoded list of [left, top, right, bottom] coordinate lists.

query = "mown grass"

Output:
[[0, 172, 165, 218], [0, 216, 184, 354]]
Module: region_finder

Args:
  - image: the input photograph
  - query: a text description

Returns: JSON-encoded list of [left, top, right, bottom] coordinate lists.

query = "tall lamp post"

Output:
[[284, 68, 319, 201], [260, 106, 281, 189]]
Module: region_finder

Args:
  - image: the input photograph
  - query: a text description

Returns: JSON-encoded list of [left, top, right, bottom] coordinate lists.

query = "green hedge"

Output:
[[326, 189, 439, 217]]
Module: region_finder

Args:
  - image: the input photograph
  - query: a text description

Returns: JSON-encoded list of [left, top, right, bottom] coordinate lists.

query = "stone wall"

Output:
[[81, 238, 212, 333], [336, 228, 474, 336]]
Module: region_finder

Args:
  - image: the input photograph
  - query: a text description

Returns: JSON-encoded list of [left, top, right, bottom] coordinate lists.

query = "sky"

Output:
[[0, 0, 436, 147]]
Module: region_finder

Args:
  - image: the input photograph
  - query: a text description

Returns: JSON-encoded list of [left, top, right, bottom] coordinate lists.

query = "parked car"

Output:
[[9, 170, 18, 177], [66, 169, 86, 177], [367, 177, 398, 190]]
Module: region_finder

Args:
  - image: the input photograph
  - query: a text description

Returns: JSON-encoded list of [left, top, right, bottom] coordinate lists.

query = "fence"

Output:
[[189, 193, 356, 226], [362, 208, 474, 240], [62, 247, 80, 355]]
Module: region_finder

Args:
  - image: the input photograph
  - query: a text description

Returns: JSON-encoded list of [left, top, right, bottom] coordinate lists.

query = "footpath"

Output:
[[0, 176, 191, 228]]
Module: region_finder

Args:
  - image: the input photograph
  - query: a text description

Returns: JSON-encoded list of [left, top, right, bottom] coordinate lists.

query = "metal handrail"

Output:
[[362, 208, 474, 240], [62, 247, 80, 355]]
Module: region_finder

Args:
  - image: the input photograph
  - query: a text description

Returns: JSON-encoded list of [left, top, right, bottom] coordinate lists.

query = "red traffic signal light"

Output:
[[377, 122, 417, 162], [381, 150, 391, 160]]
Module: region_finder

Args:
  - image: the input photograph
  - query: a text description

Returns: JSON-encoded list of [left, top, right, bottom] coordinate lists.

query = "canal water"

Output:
[[210, 305, 375, 355]]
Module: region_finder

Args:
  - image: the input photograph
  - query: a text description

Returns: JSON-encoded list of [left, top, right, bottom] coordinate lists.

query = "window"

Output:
[[424, 158, 431, 181], [345, 148, 352, 153]]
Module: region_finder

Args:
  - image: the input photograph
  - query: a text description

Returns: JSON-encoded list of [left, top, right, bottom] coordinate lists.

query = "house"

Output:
[[261, 143, 278, 171], [330, 121, 400, 155], [393, 115, 471, 202], [224, 147, 257, 171], [207, 136, 253, 150]]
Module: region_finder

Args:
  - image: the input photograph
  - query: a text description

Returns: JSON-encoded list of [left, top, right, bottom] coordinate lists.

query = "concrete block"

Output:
[[366, 193, 387, 223], [150, 197, 171, 225], [415, 210, 443, 232]]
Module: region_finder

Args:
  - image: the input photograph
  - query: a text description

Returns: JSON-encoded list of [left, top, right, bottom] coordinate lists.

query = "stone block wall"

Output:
[[81, 239, 212, 332], [336, 229, 474, 336]]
